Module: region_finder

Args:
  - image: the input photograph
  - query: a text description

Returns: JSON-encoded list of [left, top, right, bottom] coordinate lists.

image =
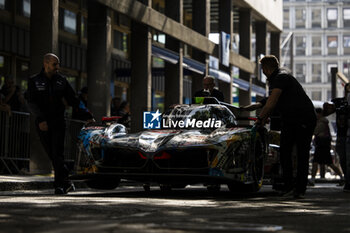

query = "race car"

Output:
[[71, 98, 280, 193]]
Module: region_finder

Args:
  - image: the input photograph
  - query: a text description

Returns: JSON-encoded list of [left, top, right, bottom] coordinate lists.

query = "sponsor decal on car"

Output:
[[143, 109, 222, 129]]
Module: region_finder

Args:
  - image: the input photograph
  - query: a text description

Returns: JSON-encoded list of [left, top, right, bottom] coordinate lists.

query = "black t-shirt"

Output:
[[334, 98, 349, 137], [268, 68, 316, 126], [194, 89, 224, 102]]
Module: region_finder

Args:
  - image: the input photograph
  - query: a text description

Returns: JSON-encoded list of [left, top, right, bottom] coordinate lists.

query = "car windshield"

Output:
[[162, 105, 237, 129]]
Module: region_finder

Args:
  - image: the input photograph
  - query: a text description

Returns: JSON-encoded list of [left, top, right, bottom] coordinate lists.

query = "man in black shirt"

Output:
[[256, 55, 316, 198], [194, 75, 224, 102], [324, 83, 350, 192], [28, 53, 80, 195]]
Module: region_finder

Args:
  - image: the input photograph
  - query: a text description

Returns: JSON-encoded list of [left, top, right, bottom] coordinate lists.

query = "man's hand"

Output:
[[323, 102, 335, 116], [255, 116, 269, 127], [39, 121, 48, 131]]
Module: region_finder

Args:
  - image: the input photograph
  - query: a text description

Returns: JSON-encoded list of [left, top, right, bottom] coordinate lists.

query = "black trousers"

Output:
[[36, 119, 69, 188], [280, 122, 316, 194]]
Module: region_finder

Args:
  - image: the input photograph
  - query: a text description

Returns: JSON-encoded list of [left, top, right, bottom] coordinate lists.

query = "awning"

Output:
[[151, 45, 178, 64], [232, 78, 266, 96], [152, 45, 205, 75], [183, 57, 206, 75], [209, 68, 231, 83], [251, 83, 267, 97], [233, 78, 250, 91]]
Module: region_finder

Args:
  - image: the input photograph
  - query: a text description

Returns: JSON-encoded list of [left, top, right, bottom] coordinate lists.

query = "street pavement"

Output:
[[0, 174, 92, 191], [0, 183, 349, 233], [0, 173, 343, 191]]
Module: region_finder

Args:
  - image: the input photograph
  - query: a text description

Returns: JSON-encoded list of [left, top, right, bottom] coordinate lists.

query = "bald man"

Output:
[[193, 75, 224, 102], [28, 53, 80, 194]]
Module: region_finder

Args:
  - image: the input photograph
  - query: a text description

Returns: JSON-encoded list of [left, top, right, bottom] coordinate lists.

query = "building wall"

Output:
[[0, 0, 282, 116], [282, 0, 350, 101], [244, 0, 283, 31]]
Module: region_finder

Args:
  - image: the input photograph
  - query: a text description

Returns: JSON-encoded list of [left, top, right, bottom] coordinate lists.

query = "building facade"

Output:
[[0, 0, 282, 132], [282, 0, 350, 101]]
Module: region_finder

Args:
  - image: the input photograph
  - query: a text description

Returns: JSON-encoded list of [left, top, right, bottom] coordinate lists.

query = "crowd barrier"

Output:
[[0, 111, 30, 174], [0, 110, 86, 174]]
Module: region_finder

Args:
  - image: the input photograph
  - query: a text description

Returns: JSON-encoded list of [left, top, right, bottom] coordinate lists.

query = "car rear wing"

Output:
[[101, 116, 121, 122], [192, 97, 260, 125]]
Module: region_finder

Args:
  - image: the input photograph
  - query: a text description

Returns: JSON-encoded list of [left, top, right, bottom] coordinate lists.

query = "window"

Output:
[[16, 60, 29, 91], [344, 36, 350, 54], [295, 36, 306, 56], [152, 31, 166, 44], [281, 35, 290, 58], [312, 91, 322, 101], [295, 63, 306, 83], [283, 9, 289, 29], [113, 30, 129, 53], [327, 36, 338, 55], [114, 12, 131, 28], [0, 55, 11, 82], [16, 0, 30, 17], [0, 55, 4, 68], [284, 62, 291, 70], [312, 36, 322, 55], [344, 63, 350, 77], [311, 9, 321, 28], [60, 8, 77, 34], [327, 8, 337, 28], [64, 10, 77, 33], [327, 90, 332, 101], [312, 63, 322, 83], [295, 8, 306, 28], [344, 8, 350, 27], [22, 0, 30, 17], [0, 0, 10, 10], [152, 0, 165, 14]]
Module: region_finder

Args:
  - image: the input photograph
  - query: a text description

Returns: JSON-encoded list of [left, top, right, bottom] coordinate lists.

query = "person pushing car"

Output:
[[242, 55, 316, 198]]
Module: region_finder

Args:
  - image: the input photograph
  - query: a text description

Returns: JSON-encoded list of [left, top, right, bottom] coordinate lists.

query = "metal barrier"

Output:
[[0, 109, 86, 174], [0, 111, 31, 174], [64, 118, 86, 162]]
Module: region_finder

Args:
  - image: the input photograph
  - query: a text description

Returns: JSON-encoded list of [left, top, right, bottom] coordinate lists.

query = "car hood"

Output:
[[105, 127, 249, 153]]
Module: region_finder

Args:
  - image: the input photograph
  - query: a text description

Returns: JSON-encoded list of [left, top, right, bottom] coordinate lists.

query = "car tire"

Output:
[[250, 138, 264, 192], [228, 138, 264, 193], [86, 177, 120, 190]]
